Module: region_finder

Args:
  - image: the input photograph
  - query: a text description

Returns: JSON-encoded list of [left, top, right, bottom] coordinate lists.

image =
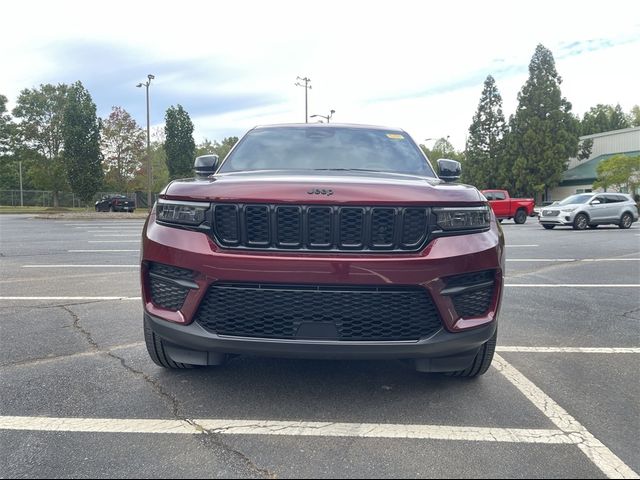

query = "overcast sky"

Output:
[[2, 0, 639, 150]]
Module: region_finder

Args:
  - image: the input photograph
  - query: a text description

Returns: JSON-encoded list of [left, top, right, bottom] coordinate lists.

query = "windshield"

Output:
[[558, 194, 592, 206], [218, 126, 436, 177]]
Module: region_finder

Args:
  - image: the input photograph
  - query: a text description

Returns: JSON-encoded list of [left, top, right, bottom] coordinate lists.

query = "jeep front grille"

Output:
[[212, 204, 430, 252], [194, 283, 442, 341]]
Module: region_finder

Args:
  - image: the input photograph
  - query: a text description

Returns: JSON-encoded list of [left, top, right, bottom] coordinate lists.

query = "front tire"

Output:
[[619, 212, 633, 229], [573, 213, 588, 230], [446, 330, 497, 378], [514, 209, 527, 224], [144, 317, 197, 369]]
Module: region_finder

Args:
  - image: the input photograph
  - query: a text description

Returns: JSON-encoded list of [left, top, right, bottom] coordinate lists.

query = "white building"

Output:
[[548, 126, 640, 201]]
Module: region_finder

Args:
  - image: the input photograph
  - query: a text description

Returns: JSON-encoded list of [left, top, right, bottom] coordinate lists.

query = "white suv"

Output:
[[539, 193, 639, 230]]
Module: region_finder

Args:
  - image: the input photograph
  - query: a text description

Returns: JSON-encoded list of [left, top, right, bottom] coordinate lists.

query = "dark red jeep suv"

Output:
[[141, 124, 504, 377]]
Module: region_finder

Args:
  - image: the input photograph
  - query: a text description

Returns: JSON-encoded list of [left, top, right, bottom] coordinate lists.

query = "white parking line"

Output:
[[85, 230, 141, 233], [494, 354, 638, 479], [506, 245, 539, 247], [91, 234, 140, 237], [0, 296, 140, 300], [22, 265, 138, 268], [76, 226, 142, 229], [88, 240, 140, 243], [68, 250, 139, 253], [505, 284, 640, 288], [497, 347, 640, 354], [507, 258, 640, 262], [0, 415, 575, 444]]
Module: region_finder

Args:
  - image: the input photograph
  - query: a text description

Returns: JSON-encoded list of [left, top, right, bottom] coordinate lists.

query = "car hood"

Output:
[[161, 171, 486, 205]]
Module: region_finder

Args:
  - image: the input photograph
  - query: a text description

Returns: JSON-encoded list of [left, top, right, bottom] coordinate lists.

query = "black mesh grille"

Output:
[[149, 278, 189, 311], [452, 287, 494, 318], [245, 205, 270, 245], [148, 262, 195, 280], [195, 283, 442, 341], [308, 207, 332, 247], [148, 262, 194, 311], [211, 204, 431, 252], [444, 270, 496, 318], [371, 208, 396, 246], [340, 208, 364, 247], [402, 208, 428, 246], [214, 205, 239, 243], [445, 270, 494, 288], [277, 206, 302, 247]]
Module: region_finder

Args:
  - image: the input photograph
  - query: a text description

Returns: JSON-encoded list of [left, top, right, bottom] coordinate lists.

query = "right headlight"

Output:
[[156, 199, 210, 226], [433, 205, 491, 231]]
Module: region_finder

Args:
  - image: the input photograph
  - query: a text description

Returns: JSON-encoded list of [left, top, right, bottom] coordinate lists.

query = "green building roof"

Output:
[[560, 151, 640, 186]]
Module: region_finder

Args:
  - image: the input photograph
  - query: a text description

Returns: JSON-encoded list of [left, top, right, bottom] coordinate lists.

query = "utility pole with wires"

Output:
[[295, 76, 312, 123]]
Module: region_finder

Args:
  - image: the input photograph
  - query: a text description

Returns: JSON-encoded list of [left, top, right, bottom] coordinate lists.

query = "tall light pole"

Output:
[[137, 74, 155, 209], [310, 109, 335, 123], [295, 76, 311, 123]]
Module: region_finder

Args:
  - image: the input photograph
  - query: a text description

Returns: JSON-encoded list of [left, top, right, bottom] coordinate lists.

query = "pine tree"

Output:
[[610, 104, 631, 131], [464, 75, 506, 188], [502, 45, 579, 199], [164, 105, 195, 179], [62, 81, 103, 202]]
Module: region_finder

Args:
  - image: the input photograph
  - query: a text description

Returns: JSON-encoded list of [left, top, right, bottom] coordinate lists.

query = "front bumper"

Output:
[[141, 212, 505, 367], [145, 311, 497, 371], [539, 211, 576, 225]]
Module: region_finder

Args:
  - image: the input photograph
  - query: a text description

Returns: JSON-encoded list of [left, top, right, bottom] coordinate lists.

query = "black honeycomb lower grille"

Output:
[[194, 283, 442, 341], [148, 262, 195, 311], [452, 287, 494, 318], [443, 270, 496, 318], [212, 204, 431, 252]]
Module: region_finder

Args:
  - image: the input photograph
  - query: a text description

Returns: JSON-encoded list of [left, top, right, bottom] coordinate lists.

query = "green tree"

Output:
[[580, 103, 631, 135], [164, 105, 195, 179], [196, 136, 239, 164], [610, 104, 631, 131], [593, 154, 640, 193], [0, 94, 21, 190], [12, 84, 70, 206], [464, 75, 507, 188], [630, 105, 640, 127], [580, 104, 613, 136], [214, 136, 239, 160], [62, 81, 103, 202], [130, 140, 169, 193], [503, 44, 579, 199], [101, 106, 145, 192], [577, 138, 593, 161]]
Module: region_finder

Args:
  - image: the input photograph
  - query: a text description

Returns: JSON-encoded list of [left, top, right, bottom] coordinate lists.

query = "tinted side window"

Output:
[[484, 192, 494, 200], [606, 195, 623, 203], [593, 196, 607, 204], [494, 192, 506, 200]]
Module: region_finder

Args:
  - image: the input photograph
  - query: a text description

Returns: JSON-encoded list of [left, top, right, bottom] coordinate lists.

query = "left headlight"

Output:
[[156, 199, 210, 226], [433, 205, 491, 231]]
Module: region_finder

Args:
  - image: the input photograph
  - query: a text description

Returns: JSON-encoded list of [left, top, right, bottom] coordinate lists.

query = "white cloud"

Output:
[[2, 0, 639, 150]]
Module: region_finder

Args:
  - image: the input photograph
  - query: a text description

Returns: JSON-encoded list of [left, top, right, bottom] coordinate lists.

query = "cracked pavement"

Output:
[[1, 215, 638, 478]]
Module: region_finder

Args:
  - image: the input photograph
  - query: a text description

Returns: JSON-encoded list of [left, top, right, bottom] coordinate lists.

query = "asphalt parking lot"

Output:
[[1, 214, 639, 479]]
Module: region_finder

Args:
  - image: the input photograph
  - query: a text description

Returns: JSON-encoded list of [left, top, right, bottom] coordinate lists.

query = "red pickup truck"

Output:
[[481, 190, 535, 224]]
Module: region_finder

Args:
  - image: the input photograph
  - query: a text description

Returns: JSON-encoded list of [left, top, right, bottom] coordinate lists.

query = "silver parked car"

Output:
[[539, 193, 639, 230]]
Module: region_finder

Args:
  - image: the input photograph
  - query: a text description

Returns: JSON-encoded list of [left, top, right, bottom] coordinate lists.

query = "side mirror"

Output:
[[437, 159, 461, 182], [590, 200, 601, 205], [194, 154, 220, 178]]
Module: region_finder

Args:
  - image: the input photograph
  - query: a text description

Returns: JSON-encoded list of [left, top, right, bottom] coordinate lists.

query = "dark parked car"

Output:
[[141, 124, 505, 377], [95, 195, 135, 213]]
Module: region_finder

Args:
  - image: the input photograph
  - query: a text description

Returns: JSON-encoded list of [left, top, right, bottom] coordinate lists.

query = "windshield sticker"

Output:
[[386, 133, 404, 140]]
